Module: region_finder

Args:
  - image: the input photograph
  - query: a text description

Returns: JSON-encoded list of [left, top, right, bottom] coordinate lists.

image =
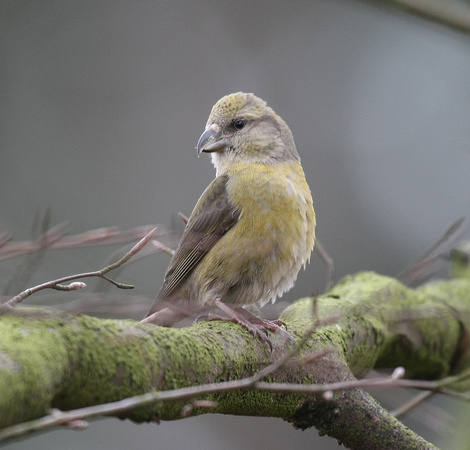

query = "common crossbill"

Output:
[[143, 92, 315, 340]]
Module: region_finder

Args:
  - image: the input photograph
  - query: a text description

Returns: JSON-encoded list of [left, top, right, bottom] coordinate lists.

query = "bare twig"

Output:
[[390, 390, 435, 418], [0, 232, 13, 249], [0, 225, 159, 261], [105, 237, 176, 267], [181, 399, 218, 417], [178, 212, 189, 224], [100, 227, 158, 273], [1, 363, 459, 444], [1, 214, 72, 296], [398, 217, 465, 285], [1, 228, 158, 310], [314, 238, 336, 291], [1, 345, 468, 442], [150, 240, 175, 257]]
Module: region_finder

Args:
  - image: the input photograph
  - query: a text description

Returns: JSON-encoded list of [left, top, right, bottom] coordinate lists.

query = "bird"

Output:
[[143, 92, 315, 343]]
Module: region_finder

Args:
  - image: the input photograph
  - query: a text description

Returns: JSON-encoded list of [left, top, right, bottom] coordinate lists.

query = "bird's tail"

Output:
[[141, 297, 197, 326]]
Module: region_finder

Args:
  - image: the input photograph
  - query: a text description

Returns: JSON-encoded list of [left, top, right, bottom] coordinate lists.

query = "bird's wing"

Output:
[[156, 174, 240, 301]]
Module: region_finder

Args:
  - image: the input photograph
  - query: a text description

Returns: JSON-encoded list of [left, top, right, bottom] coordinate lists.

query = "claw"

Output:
[[205, 299, 295, 348]]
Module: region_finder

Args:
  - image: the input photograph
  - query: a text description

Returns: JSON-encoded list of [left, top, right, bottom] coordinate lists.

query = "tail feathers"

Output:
[[142, 297, 200, 327], [141, 306, 188, 326]]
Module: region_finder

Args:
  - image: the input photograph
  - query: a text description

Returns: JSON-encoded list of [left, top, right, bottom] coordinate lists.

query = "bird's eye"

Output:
[[233, 119, 245, 130]]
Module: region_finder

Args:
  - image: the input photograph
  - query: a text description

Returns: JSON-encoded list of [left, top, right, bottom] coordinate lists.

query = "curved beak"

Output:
[[196, 128, 228, 156]]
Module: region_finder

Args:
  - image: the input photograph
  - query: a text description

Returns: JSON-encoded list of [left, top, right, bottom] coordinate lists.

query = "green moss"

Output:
[[1, 269, 469, 446], [0, 312, 70, 424]]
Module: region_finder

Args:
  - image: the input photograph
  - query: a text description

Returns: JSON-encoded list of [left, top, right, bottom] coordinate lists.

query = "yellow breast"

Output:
[[187, 160, 315, 307]]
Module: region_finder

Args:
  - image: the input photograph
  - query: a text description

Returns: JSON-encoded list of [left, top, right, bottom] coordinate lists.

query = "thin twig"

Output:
[[0, 232, 13, 249], [178, 212, 189, 224], [181, 399, 218, 417], [0, 225, 158, 261], [100, 227, 158, 274], [314, 238, 335, 292], [398, 217, 465, 285], [1, 227, 158, 310], [390, 390, 435, 418], [439, 387, 470, 401], [2, 218, 71, 296], [0, 364, 440, 444], [2, 357, 469, 442], [150, 240, 175, 257]]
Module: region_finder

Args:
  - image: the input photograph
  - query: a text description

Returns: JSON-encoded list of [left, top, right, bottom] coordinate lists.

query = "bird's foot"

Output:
[[208, 299, 295, 349]]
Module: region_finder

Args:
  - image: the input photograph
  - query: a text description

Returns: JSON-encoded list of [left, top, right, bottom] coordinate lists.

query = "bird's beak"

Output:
[[196, 128, 228, 156]]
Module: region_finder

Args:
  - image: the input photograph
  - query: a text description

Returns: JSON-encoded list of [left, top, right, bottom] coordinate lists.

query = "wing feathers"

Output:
[[156, 174, 240, 300]]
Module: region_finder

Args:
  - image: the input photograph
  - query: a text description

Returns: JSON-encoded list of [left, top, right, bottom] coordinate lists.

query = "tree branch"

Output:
[[0, 227, 158, 309], [1, 271, 468, 447]]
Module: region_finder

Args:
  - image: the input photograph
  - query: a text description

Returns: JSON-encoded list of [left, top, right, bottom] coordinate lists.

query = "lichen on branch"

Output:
[[1, 271, 469, 448]]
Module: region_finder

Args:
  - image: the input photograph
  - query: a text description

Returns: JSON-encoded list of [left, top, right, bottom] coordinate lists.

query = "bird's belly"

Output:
[[187, 214, 307, 307], [184, 163, 315, 307]]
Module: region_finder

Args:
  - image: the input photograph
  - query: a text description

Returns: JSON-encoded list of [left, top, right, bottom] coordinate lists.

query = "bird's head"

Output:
[[196, 92, 300, 175]]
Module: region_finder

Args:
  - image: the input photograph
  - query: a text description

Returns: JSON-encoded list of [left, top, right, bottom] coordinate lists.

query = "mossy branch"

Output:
[[1, 271, 469, 448]]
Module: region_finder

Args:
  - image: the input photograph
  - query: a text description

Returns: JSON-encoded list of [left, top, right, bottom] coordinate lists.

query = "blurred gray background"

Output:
[[1, 0, 470, 448]]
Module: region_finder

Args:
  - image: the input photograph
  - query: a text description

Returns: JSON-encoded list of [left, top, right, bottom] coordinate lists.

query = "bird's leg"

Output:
[[210, 299, 295, 346], [231, 306, 288, 330]]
